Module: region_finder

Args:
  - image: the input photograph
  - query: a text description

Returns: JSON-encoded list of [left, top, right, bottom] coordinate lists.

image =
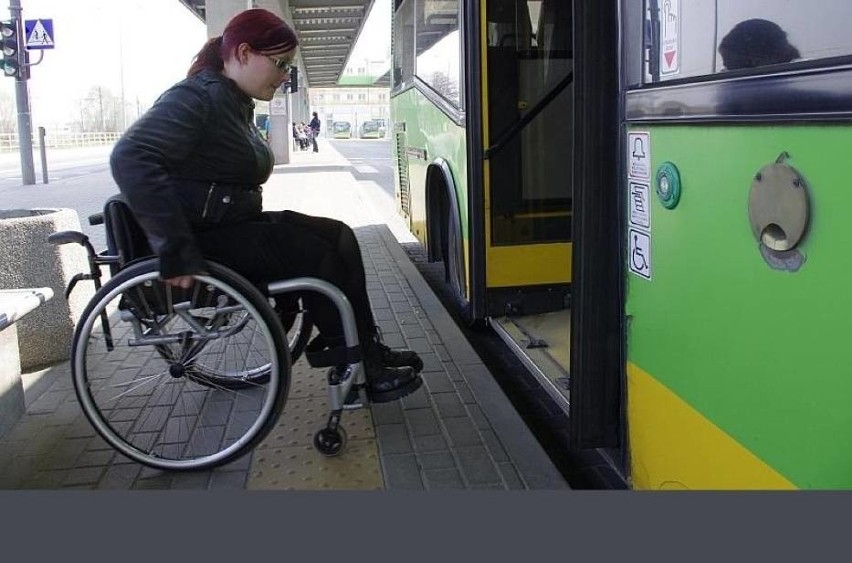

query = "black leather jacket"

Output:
[[110, 69, 274, 278]]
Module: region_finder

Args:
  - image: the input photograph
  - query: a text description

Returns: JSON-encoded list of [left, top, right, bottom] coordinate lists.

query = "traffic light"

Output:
[[0, 19, 21, 78]]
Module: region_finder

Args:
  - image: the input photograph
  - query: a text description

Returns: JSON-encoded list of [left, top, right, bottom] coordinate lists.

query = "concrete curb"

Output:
[[377, 225, 569, 489]]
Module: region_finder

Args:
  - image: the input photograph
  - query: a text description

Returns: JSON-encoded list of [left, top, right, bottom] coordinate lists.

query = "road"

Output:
[[0, 146, 113, 188]]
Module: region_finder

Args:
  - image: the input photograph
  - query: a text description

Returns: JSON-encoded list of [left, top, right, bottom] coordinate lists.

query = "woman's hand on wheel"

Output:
[[164, 275, 195, 289]]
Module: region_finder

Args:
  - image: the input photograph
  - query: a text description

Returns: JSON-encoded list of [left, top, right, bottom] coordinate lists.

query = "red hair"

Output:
[[188, 8, 299, 76]]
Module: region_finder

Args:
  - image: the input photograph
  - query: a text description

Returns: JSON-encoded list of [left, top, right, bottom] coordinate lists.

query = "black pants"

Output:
[[194, 210, 375, 344]]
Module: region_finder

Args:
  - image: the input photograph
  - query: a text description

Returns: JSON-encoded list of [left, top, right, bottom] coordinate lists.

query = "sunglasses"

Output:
[[266, 55, 293, 73]]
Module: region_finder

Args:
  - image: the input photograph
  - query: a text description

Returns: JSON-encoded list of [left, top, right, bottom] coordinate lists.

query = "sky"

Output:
[[0, 0, 391, 129], [0, 0, 207, 127]]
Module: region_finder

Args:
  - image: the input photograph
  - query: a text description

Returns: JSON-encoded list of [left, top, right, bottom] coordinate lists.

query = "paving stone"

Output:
[[419, 353, 443, 373], [443, 362, 464, 382], [416, 450, 456, 470], [390, 301, 412, 313], [369, 402, 405, 425], [375, 423, 412, 454], [169, 472, 212, 490], [63, 466, 106, 487], [400, 324, 426, 339], [28, 390, 70, 414], [431, 343, 452, 362], [400, 386, 431, 410], [422, 371, 455, 394], [381, 453, 423, 490], [442, 416, 483, 448], [431, 392, 467, 419], [422, 467, 465, 490], [497, 462, 526, 490], [412, 434, 448, 453], [20, 470, 69, 489], [453, 380, 476, 404], [480, 429, 510, 463], [75, 449, 115, 468], [465, 404, 492, 431], [43, 438, 90, 470], [97, 463, 142, 490], [404, 408, 441, 437], [210, 471, 248, 490], [133, 475, 173, 490], [455, 446, 502, 486]]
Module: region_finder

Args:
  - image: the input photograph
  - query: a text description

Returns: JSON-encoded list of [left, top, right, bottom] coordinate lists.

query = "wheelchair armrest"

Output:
[[47, 230, 88, 246], [88, 212, 104, 226]]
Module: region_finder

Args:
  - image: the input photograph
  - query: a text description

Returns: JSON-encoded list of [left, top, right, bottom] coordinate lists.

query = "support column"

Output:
[[269, 93, 291, 164], [204, 0, 299, 164]]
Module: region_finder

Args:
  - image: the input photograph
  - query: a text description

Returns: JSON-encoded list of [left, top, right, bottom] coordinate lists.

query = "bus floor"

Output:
[[490, 310, 571, 414]]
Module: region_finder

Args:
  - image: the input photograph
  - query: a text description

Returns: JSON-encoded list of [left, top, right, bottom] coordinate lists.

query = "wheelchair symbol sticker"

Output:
[[629, 228, 652, 280]]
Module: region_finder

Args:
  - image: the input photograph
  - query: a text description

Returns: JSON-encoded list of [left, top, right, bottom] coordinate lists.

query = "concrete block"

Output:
[[0, 208, 93, 370], [0, 325, 24, 438]]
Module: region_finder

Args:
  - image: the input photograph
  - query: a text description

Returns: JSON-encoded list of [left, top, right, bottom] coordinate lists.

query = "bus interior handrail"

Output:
[[483, 71, 574, 160]]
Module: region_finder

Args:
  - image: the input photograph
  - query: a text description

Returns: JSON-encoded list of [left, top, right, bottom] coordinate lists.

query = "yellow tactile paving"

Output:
[[246, 358, 384, 490]]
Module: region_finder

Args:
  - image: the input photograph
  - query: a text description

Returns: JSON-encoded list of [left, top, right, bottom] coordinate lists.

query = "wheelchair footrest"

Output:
[[305, 335, 362, 368]]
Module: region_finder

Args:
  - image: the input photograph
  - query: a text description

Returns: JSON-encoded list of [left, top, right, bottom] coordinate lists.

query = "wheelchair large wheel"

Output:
[[71, 258, 290, 471], [190, 296, 314, 390]]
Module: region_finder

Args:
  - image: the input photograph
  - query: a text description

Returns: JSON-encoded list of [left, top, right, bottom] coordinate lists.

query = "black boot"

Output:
[[365, 330, 424, 373], [362, 360, 422, 403]]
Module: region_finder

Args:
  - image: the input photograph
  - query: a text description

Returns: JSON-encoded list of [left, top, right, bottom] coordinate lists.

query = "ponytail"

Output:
[[187, 36, 224, 76]]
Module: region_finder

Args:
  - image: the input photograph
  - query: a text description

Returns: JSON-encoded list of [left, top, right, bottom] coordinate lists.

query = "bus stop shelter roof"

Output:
[[178, 0, 375, 88]]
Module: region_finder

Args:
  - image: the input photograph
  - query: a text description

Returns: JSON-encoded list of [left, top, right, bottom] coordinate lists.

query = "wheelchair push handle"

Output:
[[46, 229, 103, 298]]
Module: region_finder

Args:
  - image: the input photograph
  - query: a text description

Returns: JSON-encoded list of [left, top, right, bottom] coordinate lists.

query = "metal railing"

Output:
[[0, 132, 122, 151]]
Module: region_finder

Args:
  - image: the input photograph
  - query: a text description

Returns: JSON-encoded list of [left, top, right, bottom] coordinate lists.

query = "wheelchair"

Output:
[[48, 195, 372, 471]]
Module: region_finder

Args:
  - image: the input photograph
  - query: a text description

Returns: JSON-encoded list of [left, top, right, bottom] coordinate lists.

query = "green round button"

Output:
[[656, 161, 681, 209]]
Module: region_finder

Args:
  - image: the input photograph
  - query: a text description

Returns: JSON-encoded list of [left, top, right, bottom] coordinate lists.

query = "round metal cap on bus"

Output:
[[655, 161, 681, 209]]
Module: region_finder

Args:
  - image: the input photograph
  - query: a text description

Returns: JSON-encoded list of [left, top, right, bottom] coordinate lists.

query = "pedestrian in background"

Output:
[[309, 111, 321, 152]]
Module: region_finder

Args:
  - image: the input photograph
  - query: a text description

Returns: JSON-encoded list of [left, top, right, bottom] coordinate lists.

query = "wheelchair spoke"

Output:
[[72, 260, 289, 470]]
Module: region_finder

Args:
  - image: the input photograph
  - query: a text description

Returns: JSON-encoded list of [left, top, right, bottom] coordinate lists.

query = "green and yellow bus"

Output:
[[332, 121, 352, 138], [359, 119, 385, 139], [391, 0, 852, 489]]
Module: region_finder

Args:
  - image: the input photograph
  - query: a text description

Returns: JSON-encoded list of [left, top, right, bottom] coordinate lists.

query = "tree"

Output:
[[77, 86, 124, 132], [0, 90, 16, 134], [428, 71, 459, 103]]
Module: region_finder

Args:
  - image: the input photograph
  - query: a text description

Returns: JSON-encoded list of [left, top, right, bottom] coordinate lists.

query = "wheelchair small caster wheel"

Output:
[[327, 367, 341, 385], [314, 425, 347, 457]]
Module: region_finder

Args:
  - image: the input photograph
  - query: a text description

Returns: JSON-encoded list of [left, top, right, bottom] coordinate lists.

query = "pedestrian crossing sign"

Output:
[[24, 19, 54, 50]]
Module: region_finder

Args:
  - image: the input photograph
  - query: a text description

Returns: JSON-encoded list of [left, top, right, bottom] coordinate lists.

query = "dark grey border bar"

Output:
[[626, 64, 852, 122]]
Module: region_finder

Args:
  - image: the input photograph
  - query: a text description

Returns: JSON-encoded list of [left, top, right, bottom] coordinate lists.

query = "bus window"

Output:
[[487, 0, 573, 245], [415, 0, 462, 106], [392, 0, 415, 89], [646, 0, 852, 83]]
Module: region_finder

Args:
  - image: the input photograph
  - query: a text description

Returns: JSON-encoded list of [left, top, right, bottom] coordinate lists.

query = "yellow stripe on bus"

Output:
[[627, 362, 795, 490], [486, 243, 572, 287]]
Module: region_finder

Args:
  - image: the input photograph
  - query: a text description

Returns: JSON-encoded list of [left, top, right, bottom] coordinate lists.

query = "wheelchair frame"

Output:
[[49, 196, 371, 471]]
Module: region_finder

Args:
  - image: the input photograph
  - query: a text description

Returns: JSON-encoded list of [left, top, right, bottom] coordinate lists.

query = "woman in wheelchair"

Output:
[[109, 8, 423, 403]]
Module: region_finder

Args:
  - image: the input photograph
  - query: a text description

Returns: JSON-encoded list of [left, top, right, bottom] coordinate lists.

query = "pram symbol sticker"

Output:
[[629, 228, 652, 280]]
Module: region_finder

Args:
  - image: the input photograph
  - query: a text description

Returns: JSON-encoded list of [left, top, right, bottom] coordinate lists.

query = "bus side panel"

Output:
[[392, 87, 469, 274], [626, 124, 852, 489]]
